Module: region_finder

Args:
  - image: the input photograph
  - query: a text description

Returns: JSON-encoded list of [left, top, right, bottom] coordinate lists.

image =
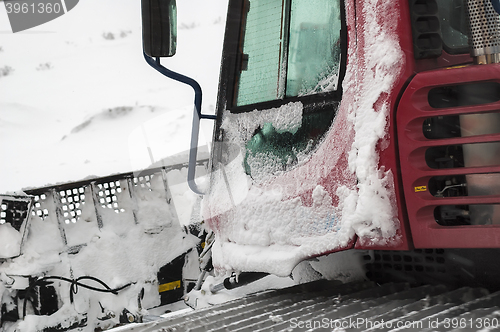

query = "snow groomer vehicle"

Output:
[[3, 0, 500, 330], [170, 0, 500, 291]]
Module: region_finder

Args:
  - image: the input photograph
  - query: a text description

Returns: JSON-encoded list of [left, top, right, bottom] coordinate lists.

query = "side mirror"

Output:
[[142, 0, 177, 57]]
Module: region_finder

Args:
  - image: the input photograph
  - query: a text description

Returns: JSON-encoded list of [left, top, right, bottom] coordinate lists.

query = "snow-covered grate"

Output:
[[0, 195, 33, 230], [25, 169, 174, 225], [133, 174, 152, 189], [0, 202, 6, 224], [22, 159, 207, 249], [32, 193, 50, 220], [95, 180, 125, 213], [0, 195, 33, 258], [59, 187, 86, 223]]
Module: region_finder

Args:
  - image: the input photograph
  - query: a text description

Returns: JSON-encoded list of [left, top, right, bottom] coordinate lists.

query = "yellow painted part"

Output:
[[158, 280, 181, 293], [446, 64, 469, 70], [414, 186, 427, 192]]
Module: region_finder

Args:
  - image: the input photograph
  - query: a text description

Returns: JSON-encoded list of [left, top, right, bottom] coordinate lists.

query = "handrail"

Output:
[[143, 52, 216, 195]]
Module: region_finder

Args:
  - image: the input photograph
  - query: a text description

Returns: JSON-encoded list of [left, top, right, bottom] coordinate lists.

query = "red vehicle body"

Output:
[[197, 0, 500, 285]]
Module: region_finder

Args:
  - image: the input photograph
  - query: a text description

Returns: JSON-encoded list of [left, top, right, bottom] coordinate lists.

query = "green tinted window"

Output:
[[235, 0, 342, 106], [236, 0, 284, 106], [286, 0, 342, 96]]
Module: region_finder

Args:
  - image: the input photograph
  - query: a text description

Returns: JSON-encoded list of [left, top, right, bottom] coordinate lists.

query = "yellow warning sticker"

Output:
[[414, 186, 427, 192], [158, 280, 181, 293]]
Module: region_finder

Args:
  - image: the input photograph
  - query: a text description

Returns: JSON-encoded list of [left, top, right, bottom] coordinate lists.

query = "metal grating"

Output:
[[467, 0, 500, 52], [0, 195, 32, 230], [0, 201, 7, 224], [364, 249, 448, 285], [114, 279, 500, 332], [95, 180, 125, 213], [59, 187, 86, 224], [32, 193, 50, 220], [21, 160, 207, 250], [0, 195, 33, 259], [133, 174, 153, 189]]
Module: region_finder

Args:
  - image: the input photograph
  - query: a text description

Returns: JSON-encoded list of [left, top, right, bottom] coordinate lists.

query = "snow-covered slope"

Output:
[[0, 0, 228, 193]]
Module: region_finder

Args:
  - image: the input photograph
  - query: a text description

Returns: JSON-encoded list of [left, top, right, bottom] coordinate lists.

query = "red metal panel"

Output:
[[397, 63, 500, 248], [353, 0, 415, 251]]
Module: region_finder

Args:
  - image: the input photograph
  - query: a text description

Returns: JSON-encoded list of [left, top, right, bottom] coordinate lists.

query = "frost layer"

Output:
[[222, 102, 303, 142]]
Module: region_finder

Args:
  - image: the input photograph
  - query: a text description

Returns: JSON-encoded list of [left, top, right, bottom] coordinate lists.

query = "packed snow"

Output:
[[337, 0, 404, 244], [0, 223, 21, 259]]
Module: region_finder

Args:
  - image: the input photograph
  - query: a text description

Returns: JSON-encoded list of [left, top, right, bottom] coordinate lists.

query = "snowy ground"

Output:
[[0, 0, 227, 193]]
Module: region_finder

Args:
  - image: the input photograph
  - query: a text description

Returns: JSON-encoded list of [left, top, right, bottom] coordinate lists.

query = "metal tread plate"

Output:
[[112, 280, 500, 332]]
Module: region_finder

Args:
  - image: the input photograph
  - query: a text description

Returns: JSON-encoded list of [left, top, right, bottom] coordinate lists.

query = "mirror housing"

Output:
[[142, 0, 177, 57]]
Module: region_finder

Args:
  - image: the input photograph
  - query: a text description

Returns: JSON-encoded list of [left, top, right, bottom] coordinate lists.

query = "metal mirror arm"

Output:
[[143, 52, 216, 195]]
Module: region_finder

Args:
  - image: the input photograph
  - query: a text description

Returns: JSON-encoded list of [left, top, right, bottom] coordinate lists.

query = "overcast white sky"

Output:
[[0, 0, 228, 192]]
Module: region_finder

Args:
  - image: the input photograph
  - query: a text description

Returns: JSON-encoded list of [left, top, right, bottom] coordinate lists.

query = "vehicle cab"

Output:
[[200, 0, 500, 276]]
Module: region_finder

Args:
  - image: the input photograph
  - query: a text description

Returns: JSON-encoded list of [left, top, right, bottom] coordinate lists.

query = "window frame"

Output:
[[215, 0, 347, 117]]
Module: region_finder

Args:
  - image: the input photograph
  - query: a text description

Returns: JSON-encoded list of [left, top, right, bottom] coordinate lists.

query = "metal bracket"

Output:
[[143, 52, 216, 195]]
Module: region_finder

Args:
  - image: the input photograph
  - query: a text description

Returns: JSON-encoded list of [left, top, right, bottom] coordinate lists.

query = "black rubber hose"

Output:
[[22, 276, 131, 319], [69, 276, 130, 303]]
